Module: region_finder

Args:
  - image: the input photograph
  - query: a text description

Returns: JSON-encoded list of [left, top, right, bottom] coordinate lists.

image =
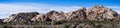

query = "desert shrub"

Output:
[[64, 24, 71, 28], [3, 25, 13, 28]]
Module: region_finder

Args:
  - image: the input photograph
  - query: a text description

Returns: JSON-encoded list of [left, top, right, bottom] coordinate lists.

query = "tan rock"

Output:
[[46, 11, 66, 21], [3, 5, 119, 23], [3, 16, 16, 22], [66, 7, 87, 21], [31, 14, 48, 21], [3, 12, 39, 22], [86, 5, 118, 20]]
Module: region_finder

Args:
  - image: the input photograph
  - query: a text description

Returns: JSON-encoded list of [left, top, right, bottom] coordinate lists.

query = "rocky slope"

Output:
[[3, 12, 39, 22], [86, 5, 118, 20], [2, 5, 119, 23]]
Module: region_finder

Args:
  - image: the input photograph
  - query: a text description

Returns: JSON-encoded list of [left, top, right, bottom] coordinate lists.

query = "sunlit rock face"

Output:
[[3, 15, 16, 22], [65, 7, 87, 21], [65, 5, 118, 21], [31, 14, 51, 22], [86, 5, 118, 20], [3, 5, 119, 22], [46, 11, 67, 21], [3, 12, 39, 22]]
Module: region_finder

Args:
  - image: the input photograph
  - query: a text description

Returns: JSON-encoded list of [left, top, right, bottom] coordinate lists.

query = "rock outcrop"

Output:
[[46, 11, 67, 21], [86, 5, 118, 20], [65, 7, 87, 21], [31, 14, 51, 21], [3, 12, 39, 22], [3, 5, 119, 22]]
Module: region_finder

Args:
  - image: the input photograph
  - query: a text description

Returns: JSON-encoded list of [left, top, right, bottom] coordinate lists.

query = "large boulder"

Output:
[[31, 14, 51, 21], [66, 7, 87, 21], [46, 11, 67, 21], [86, 5, 118, 20], [3, 15, 16, 22]]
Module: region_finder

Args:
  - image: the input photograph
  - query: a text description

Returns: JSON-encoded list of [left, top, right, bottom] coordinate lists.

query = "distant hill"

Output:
[[0, 5, 120, 28]]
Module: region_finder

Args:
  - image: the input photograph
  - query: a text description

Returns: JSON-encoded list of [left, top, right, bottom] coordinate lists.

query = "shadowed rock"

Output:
[[46, 11, 66, 21], [3, 5, 119, 23], [86, 5, 118, 20], [3, 12, 39, 22], [66, 7, 87, 21], [31, 14, 51, 21]]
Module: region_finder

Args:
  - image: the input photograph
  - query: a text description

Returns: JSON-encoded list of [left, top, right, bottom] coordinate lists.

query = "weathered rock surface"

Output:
[[86, 5, 118, 20], [31, 14, 51, 21], [46, 11, 67, 21], [65, 7, 87, 21], [3, 5, 119, 22], [3, 12, 39, 22]]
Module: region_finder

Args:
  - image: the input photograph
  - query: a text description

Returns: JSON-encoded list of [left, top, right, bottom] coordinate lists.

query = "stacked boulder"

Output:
[[3, 12, 39, 22], [3, 5, 119, 23], [86, 5, 118, 20], [46, 11, 67, 21], [65, 7, 87, 21], [31, 14, 48, 21]]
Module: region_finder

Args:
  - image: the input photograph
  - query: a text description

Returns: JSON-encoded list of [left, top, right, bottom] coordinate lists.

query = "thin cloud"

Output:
[[114, 10, 120, 14], [1, 3, 119, 19], [106, 6, 120, 9], [106, 6, 120, 14], [0, 3, 81, 18]]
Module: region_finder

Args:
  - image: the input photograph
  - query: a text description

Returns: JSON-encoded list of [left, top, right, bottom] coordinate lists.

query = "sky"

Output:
[[0, 0, 120, 19]]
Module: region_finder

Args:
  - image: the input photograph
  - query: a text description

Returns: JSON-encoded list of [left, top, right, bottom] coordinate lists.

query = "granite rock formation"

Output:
[[3, 5, 119, 22], [45, 11, 67, 21], [86, 5, 118, 21], [65, 7, 87, 21], [3, 12, 39, 22], [31, 14, 51, 21]]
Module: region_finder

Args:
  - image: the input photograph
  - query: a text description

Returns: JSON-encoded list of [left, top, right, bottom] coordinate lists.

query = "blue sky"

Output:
[[0, 0, 120, 6], [0, 0, 120, 19]]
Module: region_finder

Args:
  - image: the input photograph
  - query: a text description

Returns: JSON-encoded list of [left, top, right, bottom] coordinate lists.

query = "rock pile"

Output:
[[3, 12, 39, 22], [86, 5, 118, 20], [3, 5, 119, 22]]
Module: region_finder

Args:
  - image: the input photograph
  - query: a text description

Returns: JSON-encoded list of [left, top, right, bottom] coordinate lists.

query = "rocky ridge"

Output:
[[3, 5, 119, 23]]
